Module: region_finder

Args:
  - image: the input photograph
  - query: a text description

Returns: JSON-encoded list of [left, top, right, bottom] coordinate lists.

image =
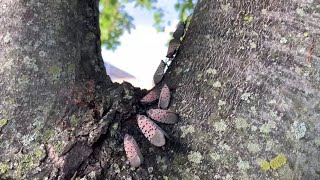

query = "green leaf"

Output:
[[99, 0, 197, 50]]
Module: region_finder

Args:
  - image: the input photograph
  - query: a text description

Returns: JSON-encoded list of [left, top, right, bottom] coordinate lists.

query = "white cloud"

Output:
[[102, 21, 178, 89], [102, 0, 181, 89]]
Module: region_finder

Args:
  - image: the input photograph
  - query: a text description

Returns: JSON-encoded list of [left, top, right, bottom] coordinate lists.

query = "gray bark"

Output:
[[163, 0, 320, 179], [0, 0, 118, 179], [1, 0, 320, 180]]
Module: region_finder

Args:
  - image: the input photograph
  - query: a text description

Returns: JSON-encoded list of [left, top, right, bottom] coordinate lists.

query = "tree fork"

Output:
[[1, 0, 320, 180], [0, 0, 146, 179]]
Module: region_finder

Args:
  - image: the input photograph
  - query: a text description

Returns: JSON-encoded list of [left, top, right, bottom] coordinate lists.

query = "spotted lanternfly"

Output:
[[158, 84, 170, 109], [137, 115, 167, 147], [140, 88, 160, 104], [147, 109, 178, 124], [153, 60, 166, 84], [124, 134, 144, 167], [166, 39, 181, 58], [173, 21, 185, 40]]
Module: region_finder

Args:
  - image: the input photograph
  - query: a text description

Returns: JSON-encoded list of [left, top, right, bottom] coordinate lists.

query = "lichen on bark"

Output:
[[1, 0, 320, 179], [163, 0, 320, 179]]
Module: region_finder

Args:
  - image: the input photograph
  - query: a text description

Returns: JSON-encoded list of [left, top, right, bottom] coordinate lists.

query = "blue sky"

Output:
[[102, 0, 179, 89]]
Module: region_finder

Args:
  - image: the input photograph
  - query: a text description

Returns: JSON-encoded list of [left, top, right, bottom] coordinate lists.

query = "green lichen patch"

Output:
[[250, 106, 257, 115], [48, 65, 61, 82], [70, 114, 79, 127], [174, 67, 183, 74], [5, 97, 15, 105], [173, 154, 188, 166], [266, 140, 275, 151], [0, 162, 9, 174], [221, 3, 231, 12], [195, 71, 203, 81], [249, 40, 257, 49], [112, 123, 119, 130], [34, 146, 46, 161], [205, 68, 217, 75], [234, 118, 249, 129], [259, 154, 287, 171], [209, 152, 221, 161], [187, 151, 203, 164], [296, 8, 305, 16], [237, 160, 250, 170], [207, 113, 220, 126], [42, 129, 54, 141], [53, 141, 65, 155], [221, 143, 232, 151], [270, 154, 287, 170], [213, 120, 227, 132], [240, 92, 252, 102], [225, 174, 234, 180], [315, 138, 320, 147], [218, 100, 226, 107], [251, 125, 258, 131], [247, 142, 261, 154], [0, 118, 8, 129], [259, 120, 276, 134], [294, 66, 303, 76], [182, 172, 200, 180], [291, 121, 306, 140], [280, 37, 288, 44], [3, 32, 12, 43], [110, 123, 119, 137], [211, 81, 222, 88], [17, 75, 30, 85], [259, 160, 270, 170], [243, 14, 253, 22], [14, 144, 46, 178], [23, 56, 38, 71], [180, 125, 195, 138]]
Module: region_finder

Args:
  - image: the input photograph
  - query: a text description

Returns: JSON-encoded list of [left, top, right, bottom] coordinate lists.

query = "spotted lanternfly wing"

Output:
[[153, 60, 166, 84], [158, 84, 171, 109], [147, 109, 178, 124], [124, 134, 144, 167], [173, 21, 185, 40], [140, 88, 160, 104], [137, 115, 166, 147], [166, 39, 181, 58]]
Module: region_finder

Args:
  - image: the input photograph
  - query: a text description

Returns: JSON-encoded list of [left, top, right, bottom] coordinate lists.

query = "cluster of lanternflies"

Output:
[[123, 19, 189, 167]]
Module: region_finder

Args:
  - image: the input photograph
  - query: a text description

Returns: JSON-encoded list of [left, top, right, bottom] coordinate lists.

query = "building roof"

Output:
[[104, 62, 135, 80]]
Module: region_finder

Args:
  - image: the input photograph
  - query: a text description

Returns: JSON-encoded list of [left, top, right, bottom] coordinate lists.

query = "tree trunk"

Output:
[[1, 0, 320, 180], [163, 1, 320, 179], [0, 0, 118, 179]]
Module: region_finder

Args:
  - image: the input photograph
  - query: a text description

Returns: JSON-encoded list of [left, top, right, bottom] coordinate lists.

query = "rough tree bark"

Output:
[[0, 0, 320, 180], [165, 0, 320, 179]]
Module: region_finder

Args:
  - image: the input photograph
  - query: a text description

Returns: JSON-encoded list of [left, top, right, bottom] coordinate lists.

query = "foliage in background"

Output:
[[175, 0, 195, 21], [100, 0, 196, 50]]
